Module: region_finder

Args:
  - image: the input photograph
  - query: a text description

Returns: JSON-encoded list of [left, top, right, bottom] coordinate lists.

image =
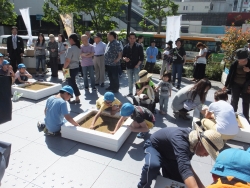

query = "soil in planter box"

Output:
[[23, 83, 53, 91], [236, 117, 243, 128], [79, 114, 120, 134]]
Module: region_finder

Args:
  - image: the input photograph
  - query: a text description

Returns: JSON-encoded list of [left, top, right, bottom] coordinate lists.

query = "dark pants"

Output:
[[107, 65, 119, 91], [50, 57, 58, 77], [67, 68, 81, 97], [172, 63, 183, 86], [15, 75, 28, 84], [9, 50, 22, 72], [144, 62, 155, 73], [138, 140, 183, 188], [79, 62, 83, 77], [193, 63, 206, 80], [231, 82, 250, 121]]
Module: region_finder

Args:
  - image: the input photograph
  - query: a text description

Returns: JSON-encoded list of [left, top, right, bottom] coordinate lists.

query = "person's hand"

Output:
[[222, 86, 227, 91], [243, 66, 250, 73], [150, 55, 153, 59], [135, 64, 139, 69], [110, 131, 115, 135], [123, 57, 129, 62], [89, 125, 95, 130], [114, 59, 120, 63]]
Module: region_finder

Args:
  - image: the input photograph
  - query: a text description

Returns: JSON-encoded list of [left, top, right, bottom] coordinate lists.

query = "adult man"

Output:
[[172, 38, 186, 89], [93, 33, 106, 87], [80, 35, 96, 90], [208, 147, 250, 187], [7, 26, 24, 72], [123, 32, 144, 96], [145, 40, 158, 73], [85, 31, 94, 45], [104, 31, 122, 93], [137, 123, 224, 188]]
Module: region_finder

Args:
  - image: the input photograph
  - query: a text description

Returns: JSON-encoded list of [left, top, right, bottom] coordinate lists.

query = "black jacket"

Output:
[[7, 36, 24, 56], [89, 37, 94, 45], [225, 59, 250, 89]]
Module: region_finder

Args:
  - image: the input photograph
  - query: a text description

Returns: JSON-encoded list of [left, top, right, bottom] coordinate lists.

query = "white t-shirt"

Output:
[[208, 100, 239, 135], [15, 70, 29, 79], [197, 48, 207, 64]]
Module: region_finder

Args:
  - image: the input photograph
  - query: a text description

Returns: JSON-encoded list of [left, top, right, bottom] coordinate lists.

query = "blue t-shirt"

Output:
[[44, 96, 68, 132], [146, 46, 158, 63]]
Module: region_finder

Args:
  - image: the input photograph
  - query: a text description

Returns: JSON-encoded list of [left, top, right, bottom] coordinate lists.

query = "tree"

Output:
[[139, 18, 155, 31], [0, 0, 17, 25], [65, 0, 127, 33], [141, 0, 178, 34], [221, 26, 250, 66]]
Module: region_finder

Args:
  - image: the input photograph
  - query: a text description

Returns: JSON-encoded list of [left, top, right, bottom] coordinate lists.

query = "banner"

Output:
[[19, 8, 32, 46], [60, 14, 74, 37], [166, 15, 182, 47]]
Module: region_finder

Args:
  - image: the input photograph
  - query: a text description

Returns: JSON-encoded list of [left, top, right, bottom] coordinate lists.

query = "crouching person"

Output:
[[110, 103, 155, 138], [137, 124, 224, 188], [37, 85, 80, 136], [15, 63, 32, 84], [90, 92, 122, 129]]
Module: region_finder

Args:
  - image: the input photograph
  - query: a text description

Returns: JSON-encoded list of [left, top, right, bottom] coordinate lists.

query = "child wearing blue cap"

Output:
[[110, 103, 155, 138], [0, 60, 15, 83], [90, 92, 122, 129], [208, 147, 250, 187], [37, 85, 80, 136], [15, 63, 32, 84]]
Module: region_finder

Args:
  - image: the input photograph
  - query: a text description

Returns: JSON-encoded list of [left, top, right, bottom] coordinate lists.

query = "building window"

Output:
[[192, 6, 194, 10], [183, 6, 188, 10]]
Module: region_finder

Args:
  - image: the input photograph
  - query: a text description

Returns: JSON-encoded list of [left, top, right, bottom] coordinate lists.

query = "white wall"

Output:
[[10, 0, 44, 15], [175, 2, 211, 13]]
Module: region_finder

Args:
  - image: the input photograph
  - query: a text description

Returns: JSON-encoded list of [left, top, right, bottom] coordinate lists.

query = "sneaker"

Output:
[[137, 132, 149, 138], [92, 87, 97, 91], [176, 85, 181, 90], [37, 121, 45, 129], [127, 93, 133, 97], [101, 83, 104, 87]]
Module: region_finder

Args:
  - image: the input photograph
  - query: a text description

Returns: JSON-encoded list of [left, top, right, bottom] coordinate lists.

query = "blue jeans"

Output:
[[36, 55, 46, 72], [172, 63, 183, 86], [159, 95, 169, 113], [127, 67, 140, 94], [82, 65, 95, 88]]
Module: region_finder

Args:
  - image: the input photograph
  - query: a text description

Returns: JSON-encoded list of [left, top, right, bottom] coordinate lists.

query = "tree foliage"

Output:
[[141, 0, 178, 34], [0, 0, 17, 25], [221, 26, 250, 65]]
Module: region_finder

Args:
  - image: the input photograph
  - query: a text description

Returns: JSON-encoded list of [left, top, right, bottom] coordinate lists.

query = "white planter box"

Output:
[[154, 175, 186, 188], [61, 110, 132, 152], [11, 81, 62, 100], [192, 108, 250, 144]]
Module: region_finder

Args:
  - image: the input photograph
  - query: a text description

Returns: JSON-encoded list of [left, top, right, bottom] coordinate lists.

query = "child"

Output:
[[110, 103, 155, 138], [90, 92, 122, 129], [202, 90, 239, 140], [15, 63, 32, 84], [0, 60, 15, 83], [37, 85, 80, 136], [155, 72, 172, 114]]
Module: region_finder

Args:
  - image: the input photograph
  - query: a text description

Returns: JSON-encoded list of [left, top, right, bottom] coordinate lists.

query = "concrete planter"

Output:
[[11, 81, 61, 100], [61, 109, 132, 152]]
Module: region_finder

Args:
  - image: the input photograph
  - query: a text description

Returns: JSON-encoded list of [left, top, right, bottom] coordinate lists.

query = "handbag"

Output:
[[183, 99, 197, 111]]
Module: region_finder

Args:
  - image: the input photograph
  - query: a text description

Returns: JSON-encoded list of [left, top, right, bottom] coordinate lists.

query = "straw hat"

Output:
[[194, 123, 224, 161], [137, 70, 152, 83]]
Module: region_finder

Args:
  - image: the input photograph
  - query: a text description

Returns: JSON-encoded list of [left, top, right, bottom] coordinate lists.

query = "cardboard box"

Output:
[[154, 176, 186, 188], [25, 49, 35, 57], [0, 48, 7, 55]]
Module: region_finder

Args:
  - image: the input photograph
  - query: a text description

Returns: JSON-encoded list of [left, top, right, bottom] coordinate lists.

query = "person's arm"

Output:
[[184, 176, 199, 188], [63, 58, 70, 69], [110, 116, 127, 134], [136, 85, 149, 96], [85, 52, 94, 58], [64, 114, 80, 126], [190, 167, 205, 188], [47, 42, 51, 51], [89, 109, 102, 129], [114, 52, 122, 63], [63, 48, 72, 69], [169, 89, 172, 97]]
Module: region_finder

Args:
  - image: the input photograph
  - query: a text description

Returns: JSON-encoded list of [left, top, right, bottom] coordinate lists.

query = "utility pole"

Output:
[[126, 0, 132, 41]]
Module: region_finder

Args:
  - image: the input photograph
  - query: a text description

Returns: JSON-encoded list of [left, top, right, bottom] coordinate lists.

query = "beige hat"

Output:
[[194, 123, 224, 161], [137, 70, 153, 83]]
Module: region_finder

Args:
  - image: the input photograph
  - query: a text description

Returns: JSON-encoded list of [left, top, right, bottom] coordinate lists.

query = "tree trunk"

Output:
[[157, 17, 162, 34], [59, 18, 64, 35]]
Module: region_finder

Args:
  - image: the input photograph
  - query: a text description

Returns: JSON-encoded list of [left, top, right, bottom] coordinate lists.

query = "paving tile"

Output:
[[14, 104, 45, 119], [1, 173, 29, 188], [66, 143, 116, 165], [6, 143, 65, 182], [0, 114, 34, 132], [192, 154, 213, 166], [6, 119, 44, 141], [191, 160, 213, 186], [32, 155, 106, 188], [24, 183, 42, 188], [0, 133, 31, 154], [34, 136, 78, 153], [12, 99, 34, 112], [109, 143, 145, 176], [91, 166, 140, 188]]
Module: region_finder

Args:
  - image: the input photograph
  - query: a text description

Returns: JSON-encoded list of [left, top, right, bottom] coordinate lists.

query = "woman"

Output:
[[47, 34, 58, 77], [131, 70, 157, 113], [58, 34, 67, 70], [223, 48, 250, 123], [63, 33, 81, 104], [193, 42, 207, 82], [35, 33, 46, 77], [160, 40, 173, 79], [172, 78, 211, 120]]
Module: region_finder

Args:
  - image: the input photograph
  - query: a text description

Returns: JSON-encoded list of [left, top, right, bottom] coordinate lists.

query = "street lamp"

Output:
[[126, 0, 132, 41]]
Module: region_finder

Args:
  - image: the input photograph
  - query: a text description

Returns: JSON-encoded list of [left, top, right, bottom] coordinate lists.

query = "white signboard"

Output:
[[166, 15, 182, 47], [20, 8, 32, 46]]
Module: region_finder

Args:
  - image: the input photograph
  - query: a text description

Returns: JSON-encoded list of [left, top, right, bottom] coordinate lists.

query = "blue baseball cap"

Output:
[[120, 103, 134, 116], [60, 85, 74, 96], [0, 53, 3, 57], [104, 92, 114, 101], [18, 63, 26, 69], [210, 147, 250, 182], [2, 60, 10, 66]]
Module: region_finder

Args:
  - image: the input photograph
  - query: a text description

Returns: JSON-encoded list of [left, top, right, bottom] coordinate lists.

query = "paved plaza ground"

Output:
[[0, 71, 249, 188]]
